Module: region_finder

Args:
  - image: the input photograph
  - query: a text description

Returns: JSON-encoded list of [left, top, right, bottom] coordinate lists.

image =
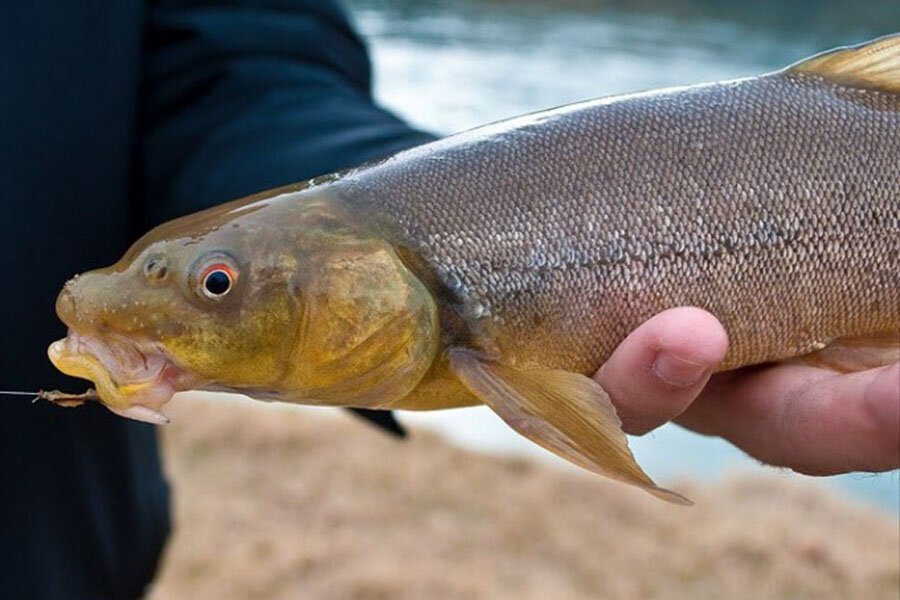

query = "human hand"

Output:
[[594, 307, 900, 475]]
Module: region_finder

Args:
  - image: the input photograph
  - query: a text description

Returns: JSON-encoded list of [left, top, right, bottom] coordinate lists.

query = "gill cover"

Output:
[[277, 209, 441, 408]]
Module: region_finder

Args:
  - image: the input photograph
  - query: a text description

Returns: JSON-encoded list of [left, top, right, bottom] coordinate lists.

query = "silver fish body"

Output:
[[343, 71, 900, 374]]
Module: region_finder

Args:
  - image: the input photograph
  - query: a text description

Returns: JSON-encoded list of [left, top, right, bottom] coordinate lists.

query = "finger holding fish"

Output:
[[594, 307, 729, 435], [598, 311, 899, 473], [677, 362, 900, 475]]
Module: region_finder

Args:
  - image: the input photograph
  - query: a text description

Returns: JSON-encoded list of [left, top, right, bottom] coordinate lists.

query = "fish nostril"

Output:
[[56, 288, 77, 326]]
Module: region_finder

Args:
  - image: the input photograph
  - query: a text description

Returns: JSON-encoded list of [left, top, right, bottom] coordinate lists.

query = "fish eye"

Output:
[[143, 255, 168, 282], [192, 252, 240, 301], [200, 266, 234, 298]]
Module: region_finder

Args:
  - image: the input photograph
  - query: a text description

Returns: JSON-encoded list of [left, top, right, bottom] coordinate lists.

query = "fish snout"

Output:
[[55, 285, 78, 328], [56, 271, 108, 329]]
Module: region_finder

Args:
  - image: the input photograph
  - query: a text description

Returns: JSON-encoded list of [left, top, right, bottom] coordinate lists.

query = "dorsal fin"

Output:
[[784, 33, 900, 93]]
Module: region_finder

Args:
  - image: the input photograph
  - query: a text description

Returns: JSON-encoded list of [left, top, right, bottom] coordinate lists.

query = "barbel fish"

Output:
[[47, 36, 900, 502]]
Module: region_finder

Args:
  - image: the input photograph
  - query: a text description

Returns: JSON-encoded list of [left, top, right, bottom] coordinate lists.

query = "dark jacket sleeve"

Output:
[[139, 0, 436, 226]]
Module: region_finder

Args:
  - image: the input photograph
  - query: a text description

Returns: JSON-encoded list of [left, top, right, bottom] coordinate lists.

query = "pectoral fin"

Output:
[[447, 348, 691, 505]]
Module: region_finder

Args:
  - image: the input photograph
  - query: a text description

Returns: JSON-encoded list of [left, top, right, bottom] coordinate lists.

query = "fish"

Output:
[[48, 35, 900, 503]]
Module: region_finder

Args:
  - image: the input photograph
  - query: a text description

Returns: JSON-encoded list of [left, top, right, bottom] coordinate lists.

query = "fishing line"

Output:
[[0, 389, 98, 405]]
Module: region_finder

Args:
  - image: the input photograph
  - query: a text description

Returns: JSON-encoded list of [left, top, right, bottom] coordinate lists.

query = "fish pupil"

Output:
[[204, 271, 231, 296]]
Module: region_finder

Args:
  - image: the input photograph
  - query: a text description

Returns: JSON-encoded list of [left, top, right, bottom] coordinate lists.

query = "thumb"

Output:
[[594, 307, 728, 435]]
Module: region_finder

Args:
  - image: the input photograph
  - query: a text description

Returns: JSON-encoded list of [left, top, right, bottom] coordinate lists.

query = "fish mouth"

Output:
[[47, 331, 195, 424]]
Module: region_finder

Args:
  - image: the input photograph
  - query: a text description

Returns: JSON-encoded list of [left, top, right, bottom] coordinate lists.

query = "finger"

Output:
[[595, 307, 729, 435], [678, 362, 900, 475]]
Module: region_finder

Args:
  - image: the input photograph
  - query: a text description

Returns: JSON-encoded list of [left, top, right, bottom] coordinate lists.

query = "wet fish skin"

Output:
[[345, 71, 900, 377], [47, 35, 900, 502]]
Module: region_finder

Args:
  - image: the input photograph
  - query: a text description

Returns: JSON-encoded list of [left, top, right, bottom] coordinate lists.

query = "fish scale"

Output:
[[347, 73, 900, 373]]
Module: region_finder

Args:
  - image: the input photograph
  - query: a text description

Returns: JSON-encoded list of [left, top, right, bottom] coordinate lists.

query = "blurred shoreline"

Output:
[[149, 394, 899, 600], [399, 406, 900, 516]]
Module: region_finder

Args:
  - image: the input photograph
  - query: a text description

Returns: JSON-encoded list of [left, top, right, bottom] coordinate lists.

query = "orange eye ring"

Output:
[[199, 262, 237, 298]]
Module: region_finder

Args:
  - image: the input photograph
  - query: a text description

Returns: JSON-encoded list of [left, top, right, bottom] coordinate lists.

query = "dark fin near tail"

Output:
[[447, 348, 691, 505], [792, 334, 900, 373], [784, 33, 900, 93], [348, 408, 407, 438]]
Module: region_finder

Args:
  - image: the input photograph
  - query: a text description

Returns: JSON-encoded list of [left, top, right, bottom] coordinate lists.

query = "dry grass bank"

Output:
[[148, 395, 899, 600]]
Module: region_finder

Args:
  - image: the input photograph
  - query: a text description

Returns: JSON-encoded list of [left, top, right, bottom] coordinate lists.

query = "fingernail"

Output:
[[652, 352, 708, 387]]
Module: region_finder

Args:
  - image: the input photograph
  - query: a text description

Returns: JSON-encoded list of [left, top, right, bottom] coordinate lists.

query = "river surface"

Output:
[[345, 0, 900, 513]]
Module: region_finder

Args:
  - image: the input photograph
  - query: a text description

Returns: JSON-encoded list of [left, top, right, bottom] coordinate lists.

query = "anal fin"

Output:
[[447, 348, 691, 505], [794, 333, 900, 373]]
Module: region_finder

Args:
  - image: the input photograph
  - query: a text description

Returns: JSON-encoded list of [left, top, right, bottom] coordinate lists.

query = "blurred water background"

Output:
[[345, 0, 900, 513]]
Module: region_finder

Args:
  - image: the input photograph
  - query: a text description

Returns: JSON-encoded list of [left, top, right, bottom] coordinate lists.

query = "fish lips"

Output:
[[47, 332, 192, 424]]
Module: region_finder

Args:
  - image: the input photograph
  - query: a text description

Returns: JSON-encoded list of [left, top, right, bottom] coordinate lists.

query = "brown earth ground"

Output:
[[148, 394, 899, 600]]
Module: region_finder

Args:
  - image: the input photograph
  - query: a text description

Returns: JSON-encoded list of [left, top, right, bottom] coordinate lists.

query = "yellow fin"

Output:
[[793, 333, 900, 373], [785, 33, 900, 93], [447, 348, 691, 505]]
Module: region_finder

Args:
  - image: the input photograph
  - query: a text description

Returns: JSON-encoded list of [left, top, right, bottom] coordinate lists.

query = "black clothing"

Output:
[[0, 1, 432, 597]]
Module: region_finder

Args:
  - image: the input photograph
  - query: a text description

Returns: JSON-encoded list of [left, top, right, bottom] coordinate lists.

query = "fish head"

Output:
[[48, 193, 441, 422]]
